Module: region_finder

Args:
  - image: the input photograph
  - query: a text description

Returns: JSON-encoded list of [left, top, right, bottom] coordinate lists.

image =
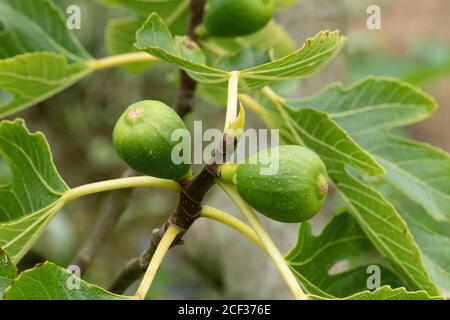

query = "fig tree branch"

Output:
[[109, 135, 235, 294], [72, 0, 207, 275], [175, 0, 206, 117], [109, 69, 241, 295]]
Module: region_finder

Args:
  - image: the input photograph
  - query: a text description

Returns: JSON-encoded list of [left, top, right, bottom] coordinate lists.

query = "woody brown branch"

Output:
[[109, 135, 235, 294], [175, 0, 206, 117], [72, 0, 207, 276], [72, 0, 209, 274], [107, 0, 218, 293]]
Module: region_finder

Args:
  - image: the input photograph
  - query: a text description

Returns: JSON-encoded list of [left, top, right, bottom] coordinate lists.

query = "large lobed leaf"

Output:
[[135, 13, 346, 89], [259, 81, 440, 295], [0, 4, 344, 117], [363, 133, 450, 223], [106, 18, 155, 73], [135, 13, 228, 84], [105, 0, 189, 72], [0, 119, 68, 263], [284, 77, 450, 292], [286, 213, 405, 298], [0, 248, 127, 300], [0, 0, 91, 62], [0, 0, 93, 118], [287, 77, 449, 222], [0, 52, 91, 118], [238, 30, 345, 90], [378, 182, 450, 292], [103, 0, 190, 33], [5, 262, 128, 300]]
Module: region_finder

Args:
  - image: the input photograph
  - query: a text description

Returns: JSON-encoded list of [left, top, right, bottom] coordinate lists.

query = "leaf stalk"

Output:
[[200, 206, 265, 251], [134, 224, 182, 300], [218, 181, 307, 300], [89, 52, 158, 71], [64, 176, 180, 203]]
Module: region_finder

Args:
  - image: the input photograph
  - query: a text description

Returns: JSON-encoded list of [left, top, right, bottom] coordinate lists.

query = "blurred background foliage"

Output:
[[0, 0, 449, 299]]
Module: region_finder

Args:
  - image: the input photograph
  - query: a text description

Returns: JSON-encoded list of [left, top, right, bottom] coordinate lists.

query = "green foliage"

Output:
[[0, 117, 181, 272], [136, 13, 228, 83], [0, 0, 91, 61], [378, 182, 450, 292], [0, 120, 68, 263], [287, 78, 448, 221], [103, 0, 190, 35], [0, 250, 126, 300], [135, 13, 346, 89], [260, 86, 440, 295], [0, 0, 447, 301], [197, 21, 297, 105], [281, 78, 450, 292], [258, 77, 449, 295], [286, 213, 405, 297], [4, 262, 126, 300], [106, 17, 154, 73], [0, 53, 90, 117], [104, 0, 189, 72], [0, 0, 92, 117]]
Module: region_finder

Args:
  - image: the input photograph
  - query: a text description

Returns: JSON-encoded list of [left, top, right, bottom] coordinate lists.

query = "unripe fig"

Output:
[[113, 100, 190, 180], [203, 0, 274, 37], [235, 145, 328, 223]]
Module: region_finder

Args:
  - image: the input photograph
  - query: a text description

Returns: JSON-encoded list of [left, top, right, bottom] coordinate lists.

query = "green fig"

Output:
[[235, 145, 328, 223], [113, 100, 190, 180], [203, 0, 274, 37]]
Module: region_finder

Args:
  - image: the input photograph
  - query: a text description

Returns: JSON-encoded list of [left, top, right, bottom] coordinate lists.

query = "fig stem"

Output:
[[134, 224, 182, 300], [64, 176, 181, 202], [224, 71, 241, 131], [89, 52, 158, 71], [175, 0, 205, 117], [218, 181, 308, 300], [201, 206, 265, 251], [218, 162, 239, 184]]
